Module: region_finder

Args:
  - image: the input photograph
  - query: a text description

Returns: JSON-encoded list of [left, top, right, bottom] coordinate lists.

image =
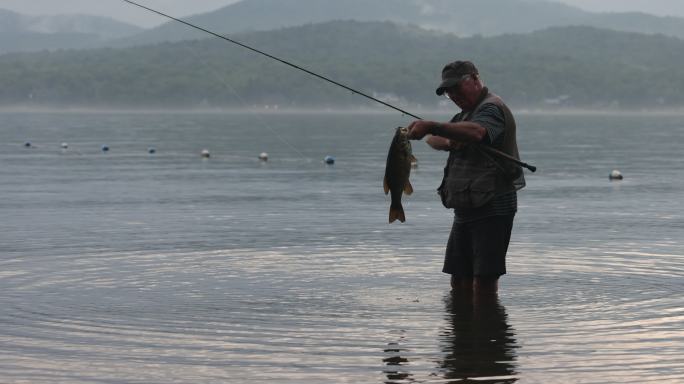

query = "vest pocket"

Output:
[[438, 167, 497, 210]]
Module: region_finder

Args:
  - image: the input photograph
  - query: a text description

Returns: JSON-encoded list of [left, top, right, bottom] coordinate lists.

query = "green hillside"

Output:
[[1, 21, 683, 109]]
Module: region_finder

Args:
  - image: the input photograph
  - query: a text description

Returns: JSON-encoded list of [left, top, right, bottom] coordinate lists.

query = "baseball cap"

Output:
[[435, 60, 479, 96]]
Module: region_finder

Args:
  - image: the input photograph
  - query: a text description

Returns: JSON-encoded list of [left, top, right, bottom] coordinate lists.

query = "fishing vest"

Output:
[[437, 91, 525, 210]]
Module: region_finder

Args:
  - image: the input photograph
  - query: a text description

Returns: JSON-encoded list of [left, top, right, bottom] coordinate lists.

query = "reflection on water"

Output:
[[439, 293, 519, 383], [382, 293, 519, 384], [383, 330, 414, 383]]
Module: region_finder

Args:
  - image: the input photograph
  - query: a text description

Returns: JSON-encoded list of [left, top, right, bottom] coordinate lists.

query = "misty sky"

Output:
[[2, 0, 684, 27]]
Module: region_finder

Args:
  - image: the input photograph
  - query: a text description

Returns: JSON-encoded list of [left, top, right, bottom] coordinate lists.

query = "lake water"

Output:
[[1, 110, 683, 383]]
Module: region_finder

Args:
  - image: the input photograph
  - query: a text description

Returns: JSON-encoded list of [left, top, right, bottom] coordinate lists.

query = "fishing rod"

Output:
[[122, 0, 536, 173]]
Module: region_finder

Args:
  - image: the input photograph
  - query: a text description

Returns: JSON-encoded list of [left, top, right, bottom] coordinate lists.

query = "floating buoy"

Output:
[[201, 149, 211, 158], [148, 147, 156, 154], [324, 155, 335, 165], [61, 142, 68, 149], [609, 169, 623, 180], [24, 141, 32, 148], [258, 152, 269, 161], [101, 145, 109, 152]]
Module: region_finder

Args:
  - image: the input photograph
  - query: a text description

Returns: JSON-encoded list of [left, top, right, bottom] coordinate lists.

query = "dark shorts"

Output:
[[443, 214, 515, 278]]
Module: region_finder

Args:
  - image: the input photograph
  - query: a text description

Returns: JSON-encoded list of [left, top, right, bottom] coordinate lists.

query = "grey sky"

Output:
[[0, 0, 240, 27], [1, 0, 684, 27]]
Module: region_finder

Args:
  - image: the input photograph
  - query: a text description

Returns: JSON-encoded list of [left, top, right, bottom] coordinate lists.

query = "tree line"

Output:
[[1, 21, 683, 109]]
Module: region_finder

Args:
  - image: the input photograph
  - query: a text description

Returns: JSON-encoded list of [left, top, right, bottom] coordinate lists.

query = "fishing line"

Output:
[[122, 0, 536, 172]]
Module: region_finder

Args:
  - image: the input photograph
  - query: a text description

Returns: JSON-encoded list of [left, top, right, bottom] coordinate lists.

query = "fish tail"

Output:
[[389, 203, 405, 223]]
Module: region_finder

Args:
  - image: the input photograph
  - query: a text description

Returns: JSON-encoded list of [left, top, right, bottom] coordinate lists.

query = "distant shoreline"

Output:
[[3, 105, 684, 116]]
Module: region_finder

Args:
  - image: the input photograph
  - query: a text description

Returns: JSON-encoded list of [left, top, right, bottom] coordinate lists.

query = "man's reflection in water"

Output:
[[439, 292, 519, 383]]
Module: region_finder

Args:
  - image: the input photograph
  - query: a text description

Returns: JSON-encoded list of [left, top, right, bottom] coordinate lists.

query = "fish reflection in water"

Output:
[[382, 330, 414, 383], [439, 293, 519, 383]]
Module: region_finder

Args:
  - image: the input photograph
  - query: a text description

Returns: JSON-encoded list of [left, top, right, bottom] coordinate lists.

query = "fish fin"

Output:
[[403, 180, 414, 195], [383, 177, 389, 194], [389, 204, 406, 223]]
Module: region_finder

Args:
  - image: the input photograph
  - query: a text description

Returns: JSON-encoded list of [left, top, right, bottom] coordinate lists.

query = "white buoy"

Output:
[[609, 169, 623, 180], [61, 142, 68, 149], [201, 149, 211, 158], [324, 155, 335, 165], [258, 152, 269, 161]]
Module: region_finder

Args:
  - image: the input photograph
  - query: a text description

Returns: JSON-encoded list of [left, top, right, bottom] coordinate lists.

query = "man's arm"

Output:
[[407, 120, 486, 143]]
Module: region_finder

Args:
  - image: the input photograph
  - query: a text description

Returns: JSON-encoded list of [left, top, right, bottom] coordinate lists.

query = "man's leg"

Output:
[[470, 215, 514, 292], [473, 276, 499, 295], [450, 275, 473, 292], [444, 219, 474, 290]]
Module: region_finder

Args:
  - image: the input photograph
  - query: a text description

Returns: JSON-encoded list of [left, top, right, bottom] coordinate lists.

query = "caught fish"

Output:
[[384, 127, 416, 223]]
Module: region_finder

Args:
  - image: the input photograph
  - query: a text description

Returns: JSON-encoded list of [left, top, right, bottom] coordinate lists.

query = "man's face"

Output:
[[444, 75, 479, 110]]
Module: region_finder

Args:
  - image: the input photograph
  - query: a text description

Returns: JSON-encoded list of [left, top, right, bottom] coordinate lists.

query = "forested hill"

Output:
[[116, 0, 684, 46], [1, 21, 683, 109]]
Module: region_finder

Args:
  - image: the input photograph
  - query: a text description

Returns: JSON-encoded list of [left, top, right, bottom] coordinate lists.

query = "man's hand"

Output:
[[406, 120, 437, 140], [426, 135, 466, 151]]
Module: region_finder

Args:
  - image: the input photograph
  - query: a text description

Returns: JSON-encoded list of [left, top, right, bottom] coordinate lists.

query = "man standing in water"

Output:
[[407, 60, 525, 295]]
